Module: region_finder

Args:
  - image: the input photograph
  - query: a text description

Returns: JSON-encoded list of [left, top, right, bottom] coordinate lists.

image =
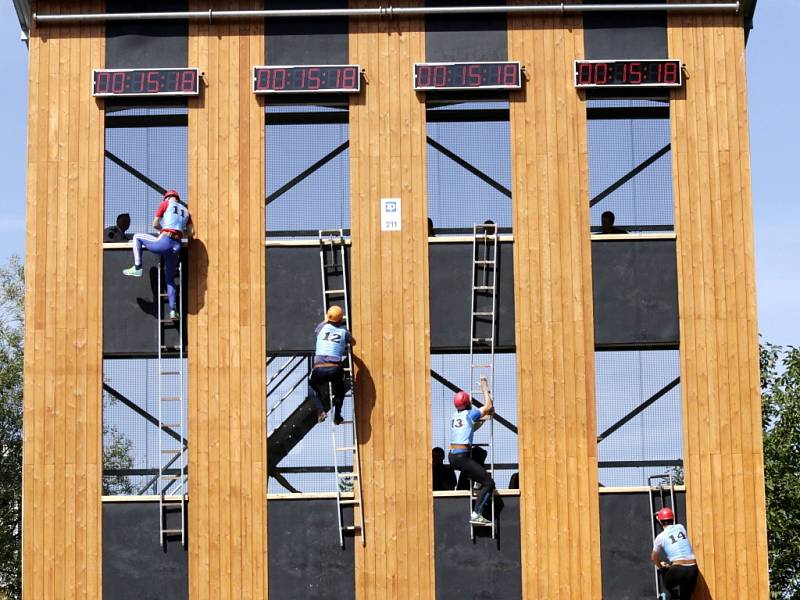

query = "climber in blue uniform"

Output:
[[308, 305, 356, 425], [651, 507, 698, 599], [448, 375, 495, 526]]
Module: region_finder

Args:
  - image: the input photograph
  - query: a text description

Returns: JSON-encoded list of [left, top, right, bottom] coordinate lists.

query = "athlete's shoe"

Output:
[[333, 414, 344, 426], [122, 266, 142, 277], [169, 310, 179, 320], [469, 514, 492, 526], [317, 411, 328, 423]]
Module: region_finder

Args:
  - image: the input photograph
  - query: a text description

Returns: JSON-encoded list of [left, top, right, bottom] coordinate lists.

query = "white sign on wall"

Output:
[[380, 198, 402, 231]]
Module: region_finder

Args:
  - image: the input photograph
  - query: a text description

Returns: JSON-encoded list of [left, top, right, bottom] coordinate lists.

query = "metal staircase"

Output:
[[157, 260, 187, 547], [468, 223, 498, 539], [318, 229, 365, 547], [648, 473, 676, 599]]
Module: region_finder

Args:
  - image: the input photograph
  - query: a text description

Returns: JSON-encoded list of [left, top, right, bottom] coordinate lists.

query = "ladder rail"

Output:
[[318, 229, 365, 547], [468, 223, 498, 539], [158, 266, 164, 545], [648, 473, 676, 599], [157, 260, 187, 547]]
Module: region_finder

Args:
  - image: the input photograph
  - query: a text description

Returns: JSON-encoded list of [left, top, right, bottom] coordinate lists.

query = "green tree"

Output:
[[0, 257, 23, 600], [761, 342, 800, 599], [102, 395, 136, 496], [0, 257, 136, 599]]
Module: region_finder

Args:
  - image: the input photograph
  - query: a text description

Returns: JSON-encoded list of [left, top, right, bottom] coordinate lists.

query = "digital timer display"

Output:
[[252, 65, 361, 94], [574, 59, 683, 88], [92, 68, 200, 97], [413, 62, 522, 91]]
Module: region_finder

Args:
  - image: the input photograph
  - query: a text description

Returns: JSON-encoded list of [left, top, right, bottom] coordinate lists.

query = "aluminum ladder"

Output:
[[648, 473, 676, 599], [157, 260, 187, 547], [468, 222, 498, 539], [318, 229, 365, 547]]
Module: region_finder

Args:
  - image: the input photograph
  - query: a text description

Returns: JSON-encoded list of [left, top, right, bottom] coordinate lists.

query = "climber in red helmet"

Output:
[[651, 506, 699, 599], [448, 375, 495, 526]]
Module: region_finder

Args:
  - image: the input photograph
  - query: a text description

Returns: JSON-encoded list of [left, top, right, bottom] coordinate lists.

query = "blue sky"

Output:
[[1, 1, 797, 348]]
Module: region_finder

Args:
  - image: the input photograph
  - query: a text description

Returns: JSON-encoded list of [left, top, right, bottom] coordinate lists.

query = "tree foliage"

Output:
[[0, 257, 23, 600], [761, 342, 800, 599], [0, 257, 135, 598]]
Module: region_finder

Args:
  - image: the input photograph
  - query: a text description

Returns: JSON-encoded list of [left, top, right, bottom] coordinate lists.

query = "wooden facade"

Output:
[[349, 3, 436, 598], [186, 2, 268, 599], [19, 3, 768, 599], [668, 13, 770, 600], [22, 2, 105, 599], [508, 6, 603, 599]]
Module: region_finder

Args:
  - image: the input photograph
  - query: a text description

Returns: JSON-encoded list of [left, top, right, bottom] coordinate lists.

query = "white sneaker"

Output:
[[469, 513, 492, 526]]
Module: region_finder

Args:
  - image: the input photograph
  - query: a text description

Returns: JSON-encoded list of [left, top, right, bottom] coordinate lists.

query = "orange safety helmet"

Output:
[[656, 507, 674, 523], [326, 305, 344, 323], [453, 391, 471, 410]]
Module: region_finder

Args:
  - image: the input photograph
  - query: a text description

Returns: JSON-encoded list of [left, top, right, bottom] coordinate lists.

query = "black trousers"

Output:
[[661, 564, 699, 599], [449, 451, 495, 514], [308, 366, 348, 415]]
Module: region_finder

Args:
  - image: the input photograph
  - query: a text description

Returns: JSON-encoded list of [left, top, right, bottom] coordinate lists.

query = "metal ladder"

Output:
[[318, 229, 365, 547], [468, 223, 498, 539], [157, 260, 187, 547], [648, 473, 676, 599]]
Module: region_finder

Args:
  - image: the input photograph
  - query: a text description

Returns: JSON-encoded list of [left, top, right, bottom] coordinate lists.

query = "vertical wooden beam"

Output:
[[508, 4, 602, 599], [187, 3, 267, 599], [668, 13, 769, 600], [349, 2, 435, 598], [22, 2, 105, 598]]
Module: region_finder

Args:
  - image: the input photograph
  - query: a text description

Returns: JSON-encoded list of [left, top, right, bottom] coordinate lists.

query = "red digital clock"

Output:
[[92, 68, 200, 97], [574, 59, 683, 88], [252, 65, 361, 94], [413, 61, 522, 91]]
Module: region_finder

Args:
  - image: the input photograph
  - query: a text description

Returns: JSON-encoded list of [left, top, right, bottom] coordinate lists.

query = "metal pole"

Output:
[[33, 3, 740, 25]]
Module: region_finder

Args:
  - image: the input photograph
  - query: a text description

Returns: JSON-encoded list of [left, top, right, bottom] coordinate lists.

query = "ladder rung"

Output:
[[160, 319, 177, 324], [474, 260, 495, 264], [339, 499, 360, 506], [343, 525, 360, 531], [161, 449, 182, 454], [325, 289, 345, 294], [473, 286, 494, 290], [337, 472, 358, 478], [162, 529, 183, 535], [471, 364, 492, 368], [336, 446, 356, 452], [161, 396, 182, 402], [161, 371, 180, 375], [160, 475, 182, 480], [472, 312, 494, 316], [161, 423, 181, 429], [472, 338, 493, 343]]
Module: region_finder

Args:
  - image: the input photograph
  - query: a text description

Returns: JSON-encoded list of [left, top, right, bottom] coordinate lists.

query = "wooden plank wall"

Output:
[[508, 5, 603, 599], [668, 13, 769, 599], [22, 2, 105, 599], [348, 3, 436, 598], [187, 2, 267, 598]]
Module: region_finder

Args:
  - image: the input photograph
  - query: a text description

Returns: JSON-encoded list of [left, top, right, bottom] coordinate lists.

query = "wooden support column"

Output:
[[508, 5, 602, 599], [187, 3, 267, 599], [349, 2, 435, 598], [668, 13, 769, 599], [22, 2, 105, 598]]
